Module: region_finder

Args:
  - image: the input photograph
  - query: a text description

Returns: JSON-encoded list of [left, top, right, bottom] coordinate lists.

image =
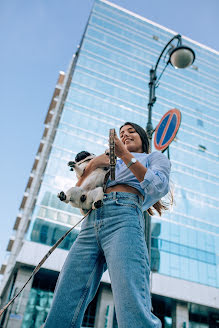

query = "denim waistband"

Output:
[[103, 191, 143, 206]]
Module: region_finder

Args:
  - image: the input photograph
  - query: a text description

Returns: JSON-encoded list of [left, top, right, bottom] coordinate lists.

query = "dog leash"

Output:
[[0, 169, 111, 318], [0, 210, 92, 318], [109, 129, 117, 181], [0, 130, 116, 318]]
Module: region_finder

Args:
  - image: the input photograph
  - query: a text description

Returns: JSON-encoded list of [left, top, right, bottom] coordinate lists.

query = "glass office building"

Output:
[[1, 0, 218, 327]]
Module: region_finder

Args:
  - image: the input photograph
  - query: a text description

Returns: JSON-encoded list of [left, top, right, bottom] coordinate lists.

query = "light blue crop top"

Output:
[[106, 151, 171, 211]]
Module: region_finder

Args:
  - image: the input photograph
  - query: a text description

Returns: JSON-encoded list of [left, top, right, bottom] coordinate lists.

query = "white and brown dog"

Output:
[[57, 151, 109, 214]]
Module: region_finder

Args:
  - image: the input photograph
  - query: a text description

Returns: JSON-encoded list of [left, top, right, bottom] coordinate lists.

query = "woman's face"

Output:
[[119, 124, 143, 153]]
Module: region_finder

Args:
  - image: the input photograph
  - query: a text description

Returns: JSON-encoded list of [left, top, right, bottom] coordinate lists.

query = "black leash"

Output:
[[109, 129, 117, 180], [0, 129, 115, 318], [0, 169, 111, 317], [0, 210, 92, 318]]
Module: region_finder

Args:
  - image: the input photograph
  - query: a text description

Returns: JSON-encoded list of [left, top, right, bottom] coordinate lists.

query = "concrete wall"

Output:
[[172, 302, 189, 328], [151, 273, 219, 310]]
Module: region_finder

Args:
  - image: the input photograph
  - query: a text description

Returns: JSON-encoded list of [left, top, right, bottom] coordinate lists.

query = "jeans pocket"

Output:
[[115, 198, 145, 231]]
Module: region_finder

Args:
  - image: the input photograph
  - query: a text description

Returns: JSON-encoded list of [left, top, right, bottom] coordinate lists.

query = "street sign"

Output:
[[154, 108, 181, 151]]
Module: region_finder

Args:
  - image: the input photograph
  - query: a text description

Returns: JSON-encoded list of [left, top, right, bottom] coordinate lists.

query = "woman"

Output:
[[44, 122, 171, 328]]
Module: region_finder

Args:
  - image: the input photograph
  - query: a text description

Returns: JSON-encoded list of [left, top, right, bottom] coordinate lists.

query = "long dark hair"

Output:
[[120, 122, 169, 216], [120, 122, 149, 153]]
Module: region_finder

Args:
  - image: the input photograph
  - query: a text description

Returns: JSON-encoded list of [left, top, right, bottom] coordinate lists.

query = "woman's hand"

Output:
[[89, 153, 110, 169], [76, 154, 109, 187], [114, 132, 129, 159]]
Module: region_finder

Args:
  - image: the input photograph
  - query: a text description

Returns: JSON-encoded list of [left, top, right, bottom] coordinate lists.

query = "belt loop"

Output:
[[138, 195, 143, 205], [113, 192, 116, 200]]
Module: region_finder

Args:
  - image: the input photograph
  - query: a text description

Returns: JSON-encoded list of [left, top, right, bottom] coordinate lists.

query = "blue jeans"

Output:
[[44, 192, 161, 328]]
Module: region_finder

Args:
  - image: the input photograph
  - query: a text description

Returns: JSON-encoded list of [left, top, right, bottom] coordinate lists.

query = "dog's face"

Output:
[[68, 150, 108, 183], [75, 150, 109, 171], [78, 152, 96, 180], [75, 151, 96, 173], [68, 151, 96, 179]]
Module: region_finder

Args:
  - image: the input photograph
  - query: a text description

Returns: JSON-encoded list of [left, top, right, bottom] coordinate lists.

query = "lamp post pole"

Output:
[[144, 34, 195, 263], [144, 67, 156, 261]]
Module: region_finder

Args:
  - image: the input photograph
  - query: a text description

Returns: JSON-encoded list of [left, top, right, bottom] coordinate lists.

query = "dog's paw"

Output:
[[57, 191, 66, 201], [93, 200, 103, 209], [80, 194, 87, 202]]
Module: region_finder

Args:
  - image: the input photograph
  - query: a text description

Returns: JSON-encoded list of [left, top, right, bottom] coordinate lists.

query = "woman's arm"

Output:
[[76, 153, 110, 187], [114, 134, 147, 182], [120, 151, 147, 182], [140, 151, 171, 203], [114, 132, 170, 201]]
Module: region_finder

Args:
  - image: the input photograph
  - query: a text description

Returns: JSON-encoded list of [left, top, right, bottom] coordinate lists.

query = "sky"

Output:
[[0, 0, 218, 270]]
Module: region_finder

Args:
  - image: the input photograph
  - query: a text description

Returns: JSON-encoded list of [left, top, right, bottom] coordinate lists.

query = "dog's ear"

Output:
[[75, 151, 92, 162]]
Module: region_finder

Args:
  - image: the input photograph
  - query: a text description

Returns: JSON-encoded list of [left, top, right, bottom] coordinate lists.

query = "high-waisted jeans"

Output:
[[44, 192, 161, 328]]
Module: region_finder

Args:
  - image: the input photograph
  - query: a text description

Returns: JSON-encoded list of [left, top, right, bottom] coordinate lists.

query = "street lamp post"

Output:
[[145, 34, 195, 263]]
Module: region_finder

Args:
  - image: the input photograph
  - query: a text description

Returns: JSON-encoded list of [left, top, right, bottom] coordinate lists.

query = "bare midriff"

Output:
[[105, 184, 143, 200]]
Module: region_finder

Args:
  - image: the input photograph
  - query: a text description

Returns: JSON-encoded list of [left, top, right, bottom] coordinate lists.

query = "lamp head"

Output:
[[169, 45, 195, 69]]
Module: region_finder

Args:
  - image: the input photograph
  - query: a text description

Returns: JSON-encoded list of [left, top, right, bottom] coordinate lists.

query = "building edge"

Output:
[[101, 0, 219, 55], [0, 51, 78, 298]]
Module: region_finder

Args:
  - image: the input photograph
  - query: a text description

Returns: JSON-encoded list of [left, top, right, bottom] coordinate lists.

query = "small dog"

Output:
[[57, 151, 109, 214]]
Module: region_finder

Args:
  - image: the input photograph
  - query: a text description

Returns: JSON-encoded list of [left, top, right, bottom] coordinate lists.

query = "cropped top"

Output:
[[106, 151, 171, 211]]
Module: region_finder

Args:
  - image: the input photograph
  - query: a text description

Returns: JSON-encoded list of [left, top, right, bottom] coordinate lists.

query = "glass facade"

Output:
[[22, 288, 98, 328], [21, 288, 53, 328], [21, 270, 98, 328], [26, 0, 219, 291]]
